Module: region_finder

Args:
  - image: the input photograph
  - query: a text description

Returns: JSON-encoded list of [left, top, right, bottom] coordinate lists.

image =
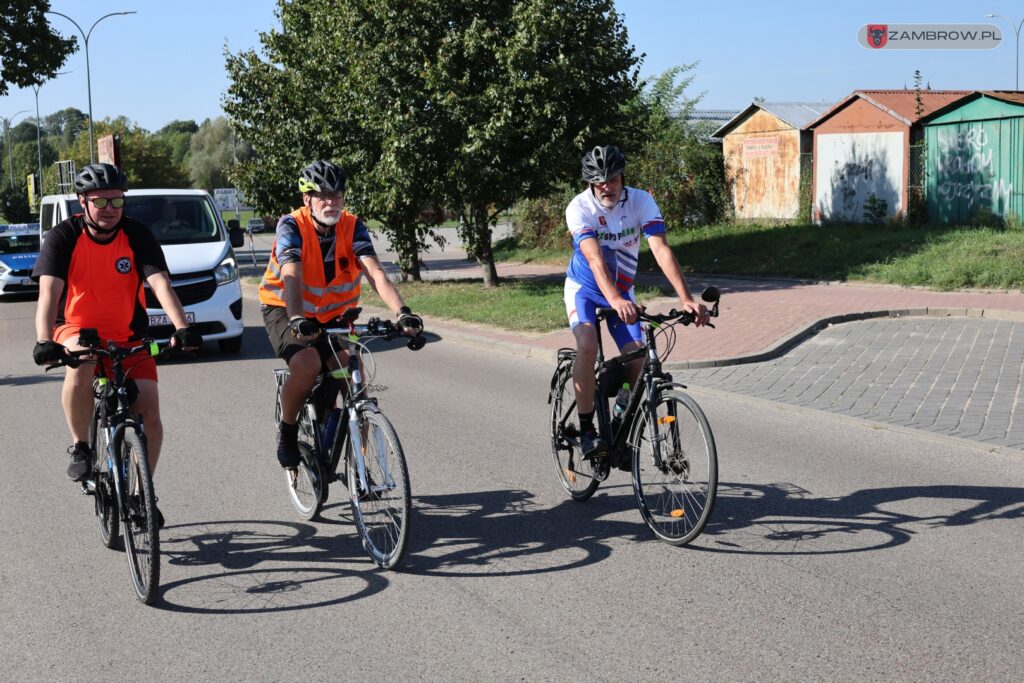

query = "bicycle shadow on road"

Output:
[[395, 486, 672, 577], [698, 481, 1024, 556], [155, 518, 390, 613]]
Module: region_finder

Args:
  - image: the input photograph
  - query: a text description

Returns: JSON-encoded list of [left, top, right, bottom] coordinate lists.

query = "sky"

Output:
[[5, 0, 1024, 133]]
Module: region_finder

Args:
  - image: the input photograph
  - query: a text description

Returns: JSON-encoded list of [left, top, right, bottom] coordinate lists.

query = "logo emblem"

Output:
[[598, 216, 607, 226], [867, 24, 888, 48], [115, 257, 132, 274]]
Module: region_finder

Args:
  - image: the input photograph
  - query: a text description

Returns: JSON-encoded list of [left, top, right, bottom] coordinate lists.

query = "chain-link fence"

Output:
[[907, 142, 926, 224], [798, 152, 813, 223]]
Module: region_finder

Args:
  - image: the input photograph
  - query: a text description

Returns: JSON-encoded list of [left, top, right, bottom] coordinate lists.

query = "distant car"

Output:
[[0, 223, 40, 297], [246, 218, 265, 234]]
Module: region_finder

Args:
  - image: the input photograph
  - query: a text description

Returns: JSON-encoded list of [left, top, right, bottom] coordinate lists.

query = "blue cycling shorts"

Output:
[[564, 277, 644, 351]]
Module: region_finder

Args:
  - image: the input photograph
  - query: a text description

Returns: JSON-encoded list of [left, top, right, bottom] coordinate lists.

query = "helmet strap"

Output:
[[83, 202, 121, 237]]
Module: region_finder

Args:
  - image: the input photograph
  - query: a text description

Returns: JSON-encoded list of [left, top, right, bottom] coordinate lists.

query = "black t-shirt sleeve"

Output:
[[352, 218, 377, 258], [125, 219, 169, 277], [31, 220, 78, 282]]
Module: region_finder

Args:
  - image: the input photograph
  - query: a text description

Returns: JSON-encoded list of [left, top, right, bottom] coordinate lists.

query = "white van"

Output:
[[39, 189, 246, 352]]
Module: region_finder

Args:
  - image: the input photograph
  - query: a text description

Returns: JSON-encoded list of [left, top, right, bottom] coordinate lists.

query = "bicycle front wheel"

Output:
[[550, 365, 601, 501], [89, 402, 118, 549], [346, 408, 411, 570], [629, 388, 717, 546], [120, 427, 160, 604]]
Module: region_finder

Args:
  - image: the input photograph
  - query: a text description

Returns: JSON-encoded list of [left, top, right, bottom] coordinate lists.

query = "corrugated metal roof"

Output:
[[807, 90, 971, 128], [712, 101, 834, 138], [690, 109, 742, 122], [976, 91, 1024, 105]]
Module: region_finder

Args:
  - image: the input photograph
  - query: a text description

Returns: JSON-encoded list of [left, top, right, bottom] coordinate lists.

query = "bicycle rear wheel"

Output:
[[629, 388, 717, 546], [550, 366, 601, 501], [120, 427, 160, 604], [285, 412, 325, 520], [346, 408, 411, 570], [89, 402, 118, 549]]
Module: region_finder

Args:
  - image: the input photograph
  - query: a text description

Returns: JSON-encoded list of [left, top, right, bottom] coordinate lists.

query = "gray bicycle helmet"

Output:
[[581, 145, 626, 183], [74, 163, 128, 193], [298, 160, 347, 193]]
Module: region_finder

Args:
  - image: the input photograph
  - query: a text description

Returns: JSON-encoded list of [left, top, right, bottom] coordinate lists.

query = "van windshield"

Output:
[[125, 196, 222, 245], [0, 233, 40, 254]]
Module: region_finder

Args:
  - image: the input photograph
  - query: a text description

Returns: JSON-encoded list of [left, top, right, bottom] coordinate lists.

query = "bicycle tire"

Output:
[[120, 427, 160, 604], [549, 365, 601, 501], [88, 403, 119, 550], [629, 388, 717, 546], [285, 442, 325, 520], [346, 408, 411, 570]]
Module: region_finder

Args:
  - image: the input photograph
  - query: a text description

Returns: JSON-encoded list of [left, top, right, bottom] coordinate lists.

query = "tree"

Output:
[[43, 107, 87, 151], [157, 119, 199, 169], [65, 118, 190, 188], [187, 117, 251, 191], [0, 0, 77, 96], [424, 0, 641, 286], [0, 184, 32, 222], [626, 66, 730, 227]]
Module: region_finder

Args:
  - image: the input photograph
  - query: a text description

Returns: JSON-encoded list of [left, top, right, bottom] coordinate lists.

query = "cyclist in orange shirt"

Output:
[[32, 164, 200, 523]]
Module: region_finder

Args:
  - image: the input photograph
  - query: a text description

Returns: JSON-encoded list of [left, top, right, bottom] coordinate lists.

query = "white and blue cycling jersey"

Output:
[[563, 186, 666, 349]]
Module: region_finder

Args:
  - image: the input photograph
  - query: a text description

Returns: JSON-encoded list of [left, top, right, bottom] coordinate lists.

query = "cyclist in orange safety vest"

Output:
[[258, 160, 423, 469]]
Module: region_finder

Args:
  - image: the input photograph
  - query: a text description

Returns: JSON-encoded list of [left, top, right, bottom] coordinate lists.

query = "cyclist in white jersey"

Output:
[[564, 145, 709, 458]]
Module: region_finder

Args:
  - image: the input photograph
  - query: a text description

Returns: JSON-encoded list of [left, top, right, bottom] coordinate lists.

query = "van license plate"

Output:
[[149, 312, 195, 326]]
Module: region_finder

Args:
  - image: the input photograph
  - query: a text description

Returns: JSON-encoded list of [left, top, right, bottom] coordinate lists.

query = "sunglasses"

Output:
[[86, 196, 126, 209]]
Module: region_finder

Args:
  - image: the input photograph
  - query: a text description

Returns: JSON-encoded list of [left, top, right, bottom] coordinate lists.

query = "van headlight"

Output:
[[214, 256, 238, 285], [0, 262, 9, 276]]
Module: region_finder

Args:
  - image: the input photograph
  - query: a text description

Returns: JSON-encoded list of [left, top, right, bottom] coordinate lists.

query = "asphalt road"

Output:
[[1, 293, 1022, 681]]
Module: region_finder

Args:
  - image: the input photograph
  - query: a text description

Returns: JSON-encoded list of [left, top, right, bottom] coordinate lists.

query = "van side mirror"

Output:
[[227, 219, 244, 248]]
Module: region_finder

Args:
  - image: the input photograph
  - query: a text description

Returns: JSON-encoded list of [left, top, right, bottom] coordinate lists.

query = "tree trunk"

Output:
[[462, 203, 499, 287]]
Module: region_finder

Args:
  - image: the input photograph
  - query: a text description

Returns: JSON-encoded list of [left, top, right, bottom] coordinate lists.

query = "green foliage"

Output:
[[626, 66, 730, 227], [0, 184, 33, 222], [509, 183, 577, 250], [158, 120, 199, 169], [64, 118, 190, 188], [0, 0, 77, 96], [43, 107, 87, 150], [188, 117, 251, 191], [863, 193, 888, 225]]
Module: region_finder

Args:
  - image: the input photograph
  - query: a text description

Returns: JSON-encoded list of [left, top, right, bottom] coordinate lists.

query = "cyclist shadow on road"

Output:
[[389, 486, 669, 577], [155, 518, 390, 613], [698, 481, 1024, 556]]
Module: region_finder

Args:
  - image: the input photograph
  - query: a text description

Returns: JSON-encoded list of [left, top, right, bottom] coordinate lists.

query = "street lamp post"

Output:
[[46, 10, 137, 163], [2, 110, 29, 190], [987, 13, 1024, 89], [30, 72, 69, 202]]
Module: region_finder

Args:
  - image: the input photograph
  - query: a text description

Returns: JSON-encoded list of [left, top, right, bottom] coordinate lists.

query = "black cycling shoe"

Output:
[[66, 442, 92, 482], [277, 423, 301, 469], [580, 430, 608, 460]]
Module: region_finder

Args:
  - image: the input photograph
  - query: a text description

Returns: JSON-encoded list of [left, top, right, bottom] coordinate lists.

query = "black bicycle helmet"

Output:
[[74, 163, 128, 193], [581, 145, 626, 183], [298, 160, 347, 193]]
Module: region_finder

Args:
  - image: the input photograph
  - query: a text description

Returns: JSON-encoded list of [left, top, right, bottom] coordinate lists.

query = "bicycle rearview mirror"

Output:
[[700, 286, 720, 303]]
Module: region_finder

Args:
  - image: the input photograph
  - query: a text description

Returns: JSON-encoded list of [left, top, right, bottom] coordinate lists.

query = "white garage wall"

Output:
[[815, 132, 903, 222]]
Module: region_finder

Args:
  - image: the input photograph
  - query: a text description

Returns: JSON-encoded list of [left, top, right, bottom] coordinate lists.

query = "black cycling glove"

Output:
[[171, 326, 203, 349], [289, 317, 320, 338], [396, 306, 423, 334], [33, 340, 65, 365]]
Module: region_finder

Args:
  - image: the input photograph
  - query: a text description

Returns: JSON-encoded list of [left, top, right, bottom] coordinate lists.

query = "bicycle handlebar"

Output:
[[321, 307, 426, 351], [595, 286, 721, 329], [44, 338, 170, 371]]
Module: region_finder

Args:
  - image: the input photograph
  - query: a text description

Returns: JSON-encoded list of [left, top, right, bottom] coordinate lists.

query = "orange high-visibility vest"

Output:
[[258, 206, 362, 322]]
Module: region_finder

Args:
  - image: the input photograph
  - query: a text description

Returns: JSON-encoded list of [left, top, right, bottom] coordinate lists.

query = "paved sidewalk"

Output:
[[407, 259, 1024, 369]]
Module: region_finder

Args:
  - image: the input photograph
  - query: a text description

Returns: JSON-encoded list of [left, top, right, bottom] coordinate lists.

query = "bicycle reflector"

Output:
[[670, 509, 685, 518], [658, 416, 676, 425]]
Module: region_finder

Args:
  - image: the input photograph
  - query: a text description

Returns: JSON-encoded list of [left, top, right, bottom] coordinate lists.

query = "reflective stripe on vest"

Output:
[[258, 207, 362, 322]]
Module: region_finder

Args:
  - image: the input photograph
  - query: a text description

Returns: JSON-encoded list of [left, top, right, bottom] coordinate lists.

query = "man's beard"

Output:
[[312, 206, 340, 226]]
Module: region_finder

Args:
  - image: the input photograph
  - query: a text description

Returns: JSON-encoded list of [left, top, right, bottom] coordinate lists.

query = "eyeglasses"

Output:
[[85, 196, 126, 209], [309, 191, 344, 203]]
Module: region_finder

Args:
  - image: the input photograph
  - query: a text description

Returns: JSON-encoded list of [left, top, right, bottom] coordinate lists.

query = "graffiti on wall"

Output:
[[935, 126, 1013, 210], [815, 132, 902, 222]]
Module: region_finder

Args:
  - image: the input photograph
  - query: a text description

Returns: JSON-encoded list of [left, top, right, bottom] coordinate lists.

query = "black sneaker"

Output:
[[580, 430, 608, 460], [66, 442, 92, 482], [277, 423, 301, 469]]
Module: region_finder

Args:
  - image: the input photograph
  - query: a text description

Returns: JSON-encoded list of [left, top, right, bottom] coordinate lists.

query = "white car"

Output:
[[0, 223, 40, 296], [39, 189, 246, 353]]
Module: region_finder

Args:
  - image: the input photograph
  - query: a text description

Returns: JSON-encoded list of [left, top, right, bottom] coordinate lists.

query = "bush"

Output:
[[0, 186, 33, 223], [509, 184, 578, 249]]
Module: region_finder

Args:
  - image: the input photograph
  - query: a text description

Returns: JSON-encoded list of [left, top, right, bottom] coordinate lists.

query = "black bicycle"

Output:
[[47, 329, 168, 604], [548, 288, 721, 546], [273, 308, 425, 569]]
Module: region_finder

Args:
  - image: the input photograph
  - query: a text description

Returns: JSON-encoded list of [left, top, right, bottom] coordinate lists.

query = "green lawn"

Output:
[[358, 279, 663, 332]]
